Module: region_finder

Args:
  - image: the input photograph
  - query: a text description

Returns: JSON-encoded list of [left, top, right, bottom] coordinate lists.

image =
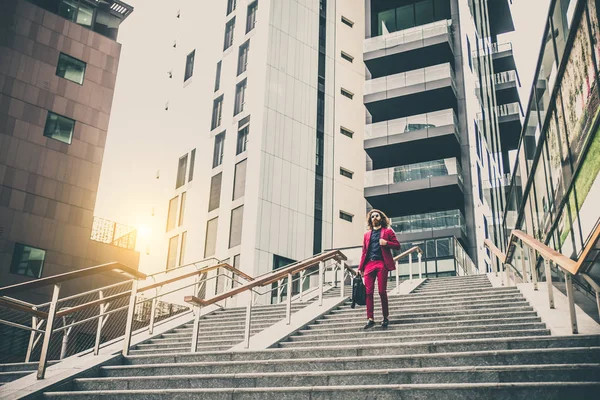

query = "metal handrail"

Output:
[[0, 262, 144, 297], [484, 223, 600, 333], [145, 257, 221, 278]]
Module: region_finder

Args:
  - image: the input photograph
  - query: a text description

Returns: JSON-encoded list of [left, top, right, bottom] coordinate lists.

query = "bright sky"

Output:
[[94, 0, 551, 269]]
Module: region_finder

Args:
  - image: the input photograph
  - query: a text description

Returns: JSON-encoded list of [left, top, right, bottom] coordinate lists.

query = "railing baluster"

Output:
[[417, 253, 422, 279], [94, 290, 105, 356], [505, 263, 510, 286], [25, 312, 38, 363], [564, 272, 578, 334], [544, 259, 555, 309], [190, 303, 201, 353], [395, 260, 400, 293], [286, 273, 292, 325], [122, 279, 139, 356], [319, 261, 324, 306], [148, 298, 157, 335], [528, 247, 538, 290], [243, 292, 253, 348], [409, 253, 413, 281], [299, 270, 305, 302], [37, 284, 61, 379], [340, 261, 346, 299], [519, 242, 528, 283]]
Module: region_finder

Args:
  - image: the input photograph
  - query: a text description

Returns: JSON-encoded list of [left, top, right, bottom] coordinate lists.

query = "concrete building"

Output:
[[155, 0, 366, 293], [0, 0, 140, 303]]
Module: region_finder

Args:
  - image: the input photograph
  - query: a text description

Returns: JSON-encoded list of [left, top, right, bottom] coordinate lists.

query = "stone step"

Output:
[[122, 335, 600, 366], [425, 275, 491, 282], [320, 307, 537, 325], [161, 327, 265, 339], [71, 363, 600, 391], [292, 321, 547, 341], [0, 361, 58, 373], [329, 295, 529, 316], [408, 286, 514, 297], [135, 336, 242, 350], [43, 382, 600, 399], [127, 345, 234, 356], [303, 316, 543, 334], [414, 282, 493, 291], [101, 347, 600, 376], [0, 370, 32, 384], [385, 287, 521, 302], [148, 332, 248, 346], [279, 329, 551, 348]]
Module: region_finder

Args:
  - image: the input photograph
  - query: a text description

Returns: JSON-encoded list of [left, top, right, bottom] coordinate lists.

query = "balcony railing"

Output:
[[491, 42, 513, 54], [497, 102, 521, 117], [365, 158, 462, 188], [364, 19, 453, 53], [494, 70, 518, 85], [365, 63, 455, 96], [90, 217, 137, 251], [365, 109, 458, 140], [391, 210, 466, 235]]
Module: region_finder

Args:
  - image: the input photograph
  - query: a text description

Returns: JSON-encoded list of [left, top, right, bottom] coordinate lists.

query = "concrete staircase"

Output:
[[43, 275, 600, 398], [0, 362, 56, 387]]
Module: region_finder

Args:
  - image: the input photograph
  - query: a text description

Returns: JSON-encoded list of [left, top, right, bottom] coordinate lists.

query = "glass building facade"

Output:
[[502, 0, 600, 290]]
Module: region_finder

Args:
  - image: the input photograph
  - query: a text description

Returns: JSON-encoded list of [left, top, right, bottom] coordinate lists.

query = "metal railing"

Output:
[[491, 42, 513, 54], [494, 70, 518, 85], [365, 158, 462, 188], [365, 109, 458, 140], [484, 223, 600, 334]]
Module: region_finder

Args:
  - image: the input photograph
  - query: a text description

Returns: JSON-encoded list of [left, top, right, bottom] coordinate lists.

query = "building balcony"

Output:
[[364, 158, 464, 215], [390, 209, 467, 243], [488, 0, 515, 37], [365, 109, 461, 169], [364, 20, 454, 79], [498, 102, 522, 151], [364, 63, 457, 123], [494, 70, 520, 105], [492, 42, 517, 73]]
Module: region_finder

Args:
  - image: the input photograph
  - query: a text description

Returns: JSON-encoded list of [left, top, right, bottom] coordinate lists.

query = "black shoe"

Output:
[[363, 320, 375, 329], [381, 319, 389, 328]]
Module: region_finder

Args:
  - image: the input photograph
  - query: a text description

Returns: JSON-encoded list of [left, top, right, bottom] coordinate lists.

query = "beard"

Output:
[[372, 219, 381, 228]]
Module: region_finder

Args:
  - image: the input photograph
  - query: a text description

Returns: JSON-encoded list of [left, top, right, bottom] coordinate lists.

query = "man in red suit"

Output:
[[358, 209, 401, 329]]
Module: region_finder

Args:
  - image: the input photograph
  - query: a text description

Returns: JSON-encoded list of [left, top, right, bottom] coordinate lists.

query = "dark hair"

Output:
[[366, 209, 390, 230]]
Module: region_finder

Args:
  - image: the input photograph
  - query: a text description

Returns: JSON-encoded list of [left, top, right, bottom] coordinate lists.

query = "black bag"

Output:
[[351, 274, 366, 308]]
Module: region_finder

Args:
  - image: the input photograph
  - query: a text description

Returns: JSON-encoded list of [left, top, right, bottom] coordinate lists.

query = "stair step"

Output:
[[332, 295, 527, 312]]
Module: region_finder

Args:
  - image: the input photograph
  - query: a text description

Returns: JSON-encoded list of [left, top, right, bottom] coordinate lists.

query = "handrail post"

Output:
[[319, 261, 324, 306], [277, 279, 283, 304], [340, 261, 346, 299], [505, 263, 511, 286], [243, 292, 253, 348], [565, 272, 578, 334], [519, 242, 528, 283], [417, 252, 422, 279], [528, 247, 538, 290], [395, 259, 400, 294], [500, 262, 505, 286], [26, 312, 38, 362], [544, 259, 555, 309], [37, 283, 61, 379], [122, 279, 139, 356], [409, 253, 413, 281], [190, 304, 201, 353], [148, 298, 157, 335], [286, 272, 292, 325], [299, 270, 305, 302], [94, 290, 105, 356]]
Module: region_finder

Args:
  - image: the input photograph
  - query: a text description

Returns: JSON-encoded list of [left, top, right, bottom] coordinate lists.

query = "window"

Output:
[[340, 126, 354, 138], [188, 149, 196, 182], [246, 1, 258, 33], [466, 36, 472, 71], [229, 205, 244, 248], [166, 196, 178, 231], [56, 53, 86, 84], [179, 231, 187, 266], [211, 96, 223, 130], [339, 211, 353, 222], [184, 50, 195, 81], [340, 167, 353, 179], [204, 217, 218, 257], [340, 88, 354, 99], [212, 132, 225, 168], [178, 192, 186, 226], [208, 173, 222, 211], [233, 160, 247, 200], [10, 243, 45, 278], [176, 154, 188, 189], [341, 16, 354, 27], [340, 51, 354, 63], [237, 41, 250, 75], [237, 123, 249, 154], [166, 235, 179, 270], [214, 61, 222, 92], [224, 17, 235, 51], [227, 0, 236, 15], [43, 112, 74, 144], [234, 79, 247, 115], [58, 0, 93, 28]]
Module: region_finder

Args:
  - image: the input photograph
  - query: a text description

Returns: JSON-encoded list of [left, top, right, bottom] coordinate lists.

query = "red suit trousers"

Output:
[[363, 260, 389, 320]]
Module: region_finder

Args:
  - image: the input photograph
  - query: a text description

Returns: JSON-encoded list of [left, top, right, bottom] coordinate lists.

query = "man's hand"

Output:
[[379, 238, 387, 246]]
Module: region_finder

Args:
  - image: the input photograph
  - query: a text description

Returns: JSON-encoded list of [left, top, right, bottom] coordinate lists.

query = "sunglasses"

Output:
[[371, 214, 381, 219]]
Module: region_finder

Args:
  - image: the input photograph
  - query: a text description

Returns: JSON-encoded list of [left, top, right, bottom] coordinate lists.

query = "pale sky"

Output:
[[94, 0, 551, 271]]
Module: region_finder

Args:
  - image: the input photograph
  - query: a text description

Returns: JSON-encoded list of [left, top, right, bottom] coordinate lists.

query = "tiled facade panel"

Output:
[[0, 0, 138, 293]]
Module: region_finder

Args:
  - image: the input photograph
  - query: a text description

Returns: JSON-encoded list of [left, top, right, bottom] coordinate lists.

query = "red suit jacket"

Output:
[[358, 228, 401, 272]]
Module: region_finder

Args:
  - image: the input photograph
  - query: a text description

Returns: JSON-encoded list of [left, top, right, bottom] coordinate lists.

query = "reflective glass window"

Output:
[[10, 244, 45, 278], [56, 53, 86, 85]]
